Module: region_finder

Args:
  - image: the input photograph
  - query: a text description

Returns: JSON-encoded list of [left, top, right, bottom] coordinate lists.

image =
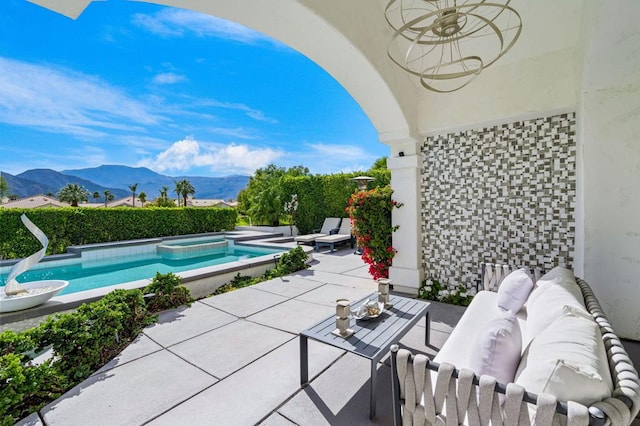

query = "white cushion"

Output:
[[525, 266, 586, 343], [515, 307, 613, 406], [469, 310, 522, 385], [497, 268, 533, 313], [434, 291, 527, 368]]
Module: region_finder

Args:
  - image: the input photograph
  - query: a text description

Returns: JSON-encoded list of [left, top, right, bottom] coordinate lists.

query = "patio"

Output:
[[11, 248, 640, 425]]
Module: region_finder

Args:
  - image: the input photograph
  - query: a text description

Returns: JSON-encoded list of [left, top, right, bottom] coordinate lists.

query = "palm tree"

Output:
[[159, 186, 169, 200], [92, 191, 100, 203], [173, 181, 182, 207], [139, 192, 147, 207], [58, 183, 90, 207], [103, 190, 114, 207], [175, 179, 195, 207], [128, 183, 138, 207], [0, 172, 9, 203]]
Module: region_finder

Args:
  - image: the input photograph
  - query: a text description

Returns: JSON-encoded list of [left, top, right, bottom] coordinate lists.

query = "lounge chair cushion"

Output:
[[294, 217, 341, 243], [295, 233, 326, 243], [315, 220, 351, 243]]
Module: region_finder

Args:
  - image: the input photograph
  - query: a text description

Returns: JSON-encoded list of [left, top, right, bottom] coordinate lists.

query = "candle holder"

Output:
[[377, 278, 393, 309], [332, 299, 354, 338]]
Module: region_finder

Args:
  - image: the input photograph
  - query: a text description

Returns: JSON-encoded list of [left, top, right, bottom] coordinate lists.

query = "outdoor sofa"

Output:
[[294, 217, 341, 245], [391, 265, 640, 425]]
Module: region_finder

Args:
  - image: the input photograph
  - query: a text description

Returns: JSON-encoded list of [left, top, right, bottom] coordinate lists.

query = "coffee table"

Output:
[[299, 292, 430, 419]]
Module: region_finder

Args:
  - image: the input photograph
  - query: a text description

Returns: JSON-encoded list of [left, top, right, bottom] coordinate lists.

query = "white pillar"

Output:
[[386, 136, 424, 295]]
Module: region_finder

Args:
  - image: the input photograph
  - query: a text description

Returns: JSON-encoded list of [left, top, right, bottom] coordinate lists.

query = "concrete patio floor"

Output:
[[15, 247, 640, 426]]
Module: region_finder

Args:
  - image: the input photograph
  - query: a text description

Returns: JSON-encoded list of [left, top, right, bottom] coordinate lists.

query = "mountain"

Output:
[[1, 172, 58, 198], [61, 165, 248, 200], [17, 169, 128, 201], [61, 165, 164, 189]]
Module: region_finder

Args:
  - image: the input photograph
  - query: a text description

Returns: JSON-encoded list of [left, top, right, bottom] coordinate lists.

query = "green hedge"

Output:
[[280, 170, 390, 234], [0, 207, 237, 259]]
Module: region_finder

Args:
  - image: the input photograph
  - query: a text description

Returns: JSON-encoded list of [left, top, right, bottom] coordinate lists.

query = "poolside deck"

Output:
[[12, 247, 640, 425]]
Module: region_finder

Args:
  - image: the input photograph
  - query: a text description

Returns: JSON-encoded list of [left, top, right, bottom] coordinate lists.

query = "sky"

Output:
[[0, 1, 386, 177]]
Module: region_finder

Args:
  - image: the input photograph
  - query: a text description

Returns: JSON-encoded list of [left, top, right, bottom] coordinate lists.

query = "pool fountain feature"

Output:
[[0, 215, 68, 313], [157, 238, 228, 260]]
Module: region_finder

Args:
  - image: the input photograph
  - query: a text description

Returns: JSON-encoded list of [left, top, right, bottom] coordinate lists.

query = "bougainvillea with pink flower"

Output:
[[346, 185, 402, 280]]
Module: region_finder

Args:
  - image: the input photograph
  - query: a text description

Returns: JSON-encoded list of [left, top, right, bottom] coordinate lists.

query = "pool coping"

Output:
[[0, 231, 311, 324]]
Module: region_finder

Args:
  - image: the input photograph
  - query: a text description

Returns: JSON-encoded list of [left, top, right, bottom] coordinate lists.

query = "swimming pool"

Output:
[[0, 236, 284, 296]]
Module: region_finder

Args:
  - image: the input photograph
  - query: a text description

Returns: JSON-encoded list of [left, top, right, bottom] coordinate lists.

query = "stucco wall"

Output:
[[579, 2, 640, 339], [418, 48, 579, 135]]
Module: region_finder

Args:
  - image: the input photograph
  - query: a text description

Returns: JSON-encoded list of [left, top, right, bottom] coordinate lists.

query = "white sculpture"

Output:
[[1, 214, 68, 313]]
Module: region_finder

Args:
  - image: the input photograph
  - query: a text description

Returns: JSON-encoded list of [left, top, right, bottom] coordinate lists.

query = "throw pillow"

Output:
[[525, 266, 586, 343], [497, 268, 534, 313], [515, 307, 613, 406], [470, 310, 522, 385]]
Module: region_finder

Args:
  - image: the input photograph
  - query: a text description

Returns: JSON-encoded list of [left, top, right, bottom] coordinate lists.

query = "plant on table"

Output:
[[346, 185, 401, 280]]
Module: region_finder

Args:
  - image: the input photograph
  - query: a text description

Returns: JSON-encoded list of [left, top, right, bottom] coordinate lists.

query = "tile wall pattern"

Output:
[[421, 112, 577, 290]]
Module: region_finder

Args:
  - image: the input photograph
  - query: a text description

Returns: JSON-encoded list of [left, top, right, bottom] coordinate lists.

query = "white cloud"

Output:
[[197, 98, 278, 124], [277, 142, 383, 175], [139, 137, 283, 175], [132, 9, 282, 47], [307, 143, 373, 159], [152, 72, 187, 85], [205, 126, 257, 140], [0, 57, 164, 137]]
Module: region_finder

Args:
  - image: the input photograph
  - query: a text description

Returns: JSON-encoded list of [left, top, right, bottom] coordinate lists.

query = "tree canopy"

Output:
[[240, 164, 309, 226], [174, 179, 195, 207], [58, 183, 90, 207]]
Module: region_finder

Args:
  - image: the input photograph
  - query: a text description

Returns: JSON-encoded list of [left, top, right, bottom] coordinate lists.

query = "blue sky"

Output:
[[0, 1, 386, 177]]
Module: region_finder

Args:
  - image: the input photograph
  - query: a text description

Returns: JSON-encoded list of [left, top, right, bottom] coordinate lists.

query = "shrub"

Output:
[[419, 278, 475, 306], [347, 185, 401, 280], [275, 246, 308, 275], [213, 273, 261, 295], [144, 272, 192, 313], [0, 283, 191, 424], [35, 289, 153, 382]]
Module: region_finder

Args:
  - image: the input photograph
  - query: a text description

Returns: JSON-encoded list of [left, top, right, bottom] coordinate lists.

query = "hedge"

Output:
[[280, 170, 390, 234], [0, 207, 237, 259]]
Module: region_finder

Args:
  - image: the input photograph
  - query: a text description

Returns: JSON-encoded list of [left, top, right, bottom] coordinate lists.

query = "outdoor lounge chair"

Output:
[[314, 219, 353, 252], [294, 217, 341, 245]]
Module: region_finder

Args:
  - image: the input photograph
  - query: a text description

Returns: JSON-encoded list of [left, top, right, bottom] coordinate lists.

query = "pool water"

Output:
[[0, 243, 282, 296]]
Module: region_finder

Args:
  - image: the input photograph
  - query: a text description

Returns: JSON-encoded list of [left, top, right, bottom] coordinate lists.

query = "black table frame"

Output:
[[299, 293, 430, 419]]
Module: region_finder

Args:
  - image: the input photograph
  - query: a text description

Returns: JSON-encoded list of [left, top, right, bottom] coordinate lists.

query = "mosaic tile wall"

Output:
[[421, 112, 577, 290]]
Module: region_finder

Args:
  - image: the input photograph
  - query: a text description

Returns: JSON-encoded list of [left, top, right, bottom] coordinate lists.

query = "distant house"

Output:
[[186, 198, 236, 208], [105, 196, 145, 208], [80, 202, 104, 208], [0, 195, 69, 209]]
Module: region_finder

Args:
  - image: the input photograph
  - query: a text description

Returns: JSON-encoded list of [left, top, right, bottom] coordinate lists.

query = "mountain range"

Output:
[[1, 165, 249, 202]]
